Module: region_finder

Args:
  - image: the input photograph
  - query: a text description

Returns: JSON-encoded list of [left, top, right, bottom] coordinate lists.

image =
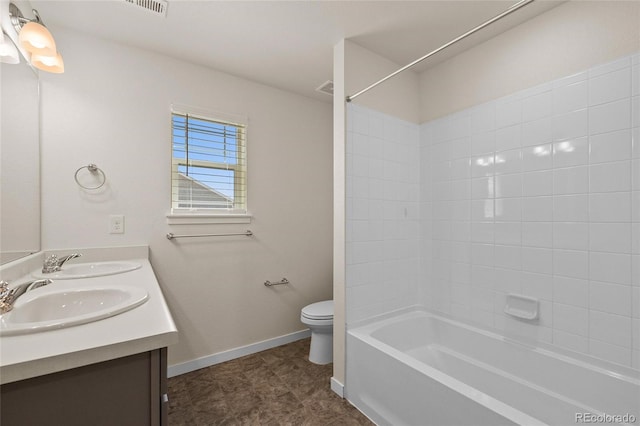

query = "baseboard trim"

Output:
[[167, 329, 311, 378], [330, 377, 344, 398]]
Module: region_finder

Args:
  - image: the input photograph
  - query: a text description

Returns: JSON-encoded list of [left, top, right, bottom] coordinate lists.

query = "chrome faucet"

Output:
[[0, 279, 53, 314], [42, 253, 82, 274]]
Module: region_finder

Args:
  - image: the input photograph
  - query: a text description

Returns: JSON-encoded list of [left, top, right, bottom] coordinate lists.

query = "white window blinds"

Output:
[[171, 110, 247, 213]]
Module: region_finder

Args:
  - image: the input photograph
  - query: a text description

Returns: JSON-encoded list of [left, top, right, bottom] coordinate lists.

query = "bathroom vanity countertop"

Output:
[[0, 249, 178, 385]]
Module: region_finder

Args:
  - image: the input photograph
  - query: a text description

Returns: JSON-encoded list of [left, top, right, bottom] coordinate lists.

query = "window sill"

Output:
[[166, 213, 252, 225]]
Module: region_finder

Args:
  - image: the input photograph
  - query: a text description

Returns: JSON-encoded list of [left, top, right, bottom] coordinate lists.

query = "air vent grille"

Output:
[[316, 80, 334, 96], [123, 0, 168, 17]]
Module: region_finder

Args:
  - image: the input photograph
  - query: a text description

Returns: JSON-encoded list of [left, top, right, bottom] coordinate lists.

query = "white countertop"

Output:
[[0, 246, 178, 384]]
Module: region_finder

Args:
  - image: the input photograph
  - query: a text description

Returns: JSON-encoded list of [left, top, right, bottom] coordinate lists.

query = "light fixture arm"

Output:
[[6, 2, 64, 73], [9, 3, 46, 34]]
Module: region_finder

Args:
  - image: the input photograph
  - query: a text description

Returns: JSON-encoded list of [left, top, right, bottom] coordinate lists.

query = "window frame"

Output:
[[168, 104, 249, 223]]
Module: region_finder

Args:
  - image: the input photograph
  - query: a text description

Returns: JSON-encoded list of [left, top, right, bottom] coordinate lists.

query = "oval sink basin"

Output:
[[32, 261, 141, 280], [0, 286, 148, 336]]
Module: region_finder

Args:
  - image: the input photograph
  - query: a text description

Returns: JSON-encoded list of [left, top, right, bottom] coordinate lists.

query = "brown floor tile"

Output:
[[168, 338, 373, 425]]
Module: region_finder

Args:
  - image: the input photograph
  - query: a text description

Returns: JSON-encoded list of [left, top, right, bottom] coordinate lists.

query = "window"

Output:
[[171, 108, 247, 214]]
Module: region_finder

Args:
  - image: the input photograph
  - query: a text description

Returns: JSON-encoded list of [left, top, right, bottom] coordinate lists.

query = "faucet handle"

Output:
[[42, 254, 60, 274], [0, 281, 11, 314], [0, 280, 9, 296]]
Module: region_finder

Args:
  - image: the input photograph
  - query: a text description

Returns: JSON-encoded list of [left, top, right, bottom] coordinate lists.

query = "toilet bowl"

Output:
[[300, 300, 333, 365]]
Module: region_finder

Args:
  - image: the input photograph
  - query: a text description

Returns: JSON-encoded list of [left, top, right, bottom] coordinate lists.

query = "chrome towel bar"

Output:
[[166, 230, 253, 240], [264, 278, 289, 287]]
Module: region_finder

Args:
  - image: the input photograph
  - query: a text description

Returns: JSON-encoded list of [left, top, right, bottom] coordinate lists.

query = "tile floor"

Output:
[[168, 338, 373, 425]]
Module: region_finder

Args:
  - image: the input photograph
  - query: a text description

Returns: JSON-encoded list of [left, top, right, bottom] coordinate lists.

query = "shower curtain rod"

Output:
[[345, 0, 535, 103]]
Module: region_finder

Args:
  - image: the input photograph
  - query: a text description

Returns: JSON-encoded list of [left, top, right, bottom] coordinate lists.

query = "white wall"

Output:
[[419, 1, 640, 122], [1, 62, 40, 261], [40, 27, 333, 367], [346, 41, 420, 124]]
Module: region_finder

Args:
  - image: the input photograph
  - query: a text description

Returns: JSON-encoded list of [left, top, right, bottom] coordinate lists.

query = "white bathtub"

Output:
[[346, 310, 640, 426]]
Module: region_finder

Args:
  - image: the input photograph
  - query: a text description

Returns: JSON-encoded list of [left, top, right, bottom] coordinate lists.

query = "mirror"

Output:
[[1, 45, 40, 264]]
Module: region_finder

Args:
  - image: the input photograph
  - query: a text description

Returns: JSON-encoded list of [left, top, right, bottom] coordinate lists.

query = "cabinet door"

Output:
[[1, 349, 166, 426]]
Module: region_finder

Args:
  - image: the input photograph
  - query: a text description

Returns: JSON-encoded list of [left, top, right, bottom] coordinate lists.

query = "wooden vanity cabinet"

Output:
[[0, 348, 168, 426]]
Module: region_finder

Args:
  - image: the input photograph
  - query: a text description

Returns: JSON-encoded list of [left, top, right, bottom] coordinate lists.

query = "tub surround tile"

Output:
[[588, 67, 631, 106], [494, 221, 522, 246], [552, 108, 588, 142], [494, 268, 522, 294], [523, 90, 552, 122], [588, 99, 631, 136], [522, 144, 553, 172], [553, 137, 589, 167], [553, 166, 588, 195], [521, 271, 553, 301], [495, 124, 521, 152], [524, 170, 553, 196], [522, 196, 554, 222], [589, 339, 633, 367], [522, 117, 552, 147], [349, 54, 638, 370], [590, 129, 632, 164], [589, 192, 632, 223], [494, 245, 522, 270], [589, 281, 632, 317], [589, 161, 631, 193], [589, 56, 630, 78], [589, 311, 633, 350], [589, 252, 632, 285], [553, 329, 589, 354], [553, 80, 588, 115], [589, 223, 632, 253], [554, 303, 589, 337], [496, 174, 523, 198], [553, 194, 589, 222], [522, 222, 553, 248], [522, 247, 553, 275], [494, 198, 521, 222], [553, 223, 589, 251]]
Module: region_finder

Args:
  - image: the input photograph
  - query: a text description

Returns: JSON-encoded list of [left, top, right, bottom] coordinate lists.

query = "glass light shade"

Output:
[[0, 33, 20, 64], [18, 21, 57, 56], [31, 52, 64, 73]]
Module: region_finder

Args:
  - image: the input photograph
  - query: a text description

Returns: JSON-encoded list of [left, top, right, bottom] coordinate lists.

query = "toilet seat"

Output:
[[301, 300, 333, 321]]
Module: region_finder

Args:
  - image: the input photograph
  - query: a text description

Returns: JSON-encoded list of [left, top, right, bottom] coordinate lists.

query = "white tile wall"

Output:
[[419, 52, 639, 368], [346, 53, 638, 368], [346, 104, 421, 325]]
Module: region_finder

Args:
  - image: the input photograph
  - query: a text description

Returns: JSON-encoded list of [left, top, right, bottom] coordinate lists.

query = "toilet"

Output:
[[300, 300, 334, 364]]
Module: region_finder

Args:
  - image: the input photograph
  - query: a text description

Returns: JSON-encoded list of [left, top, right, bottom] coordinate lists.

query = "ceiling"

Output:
[[30, 0, 562, 102]]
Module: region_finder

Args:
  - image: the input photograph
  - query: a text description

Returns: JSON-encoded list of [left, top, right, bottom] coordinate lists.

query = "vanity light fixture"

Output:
[[8, 2, 64, 73], [0, 31, 20, 64]]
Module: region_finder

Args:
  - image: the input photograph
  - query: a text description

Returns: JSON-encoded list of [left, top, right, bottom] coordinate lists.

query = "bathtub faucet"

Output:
[[42, 253, 82, 274]]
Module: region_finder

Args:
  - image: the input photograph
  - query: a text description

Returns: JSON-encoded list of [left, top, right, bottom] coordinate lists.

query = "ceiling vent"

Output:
[[315, 80, 334, 96], [123, 0, 168, 17]]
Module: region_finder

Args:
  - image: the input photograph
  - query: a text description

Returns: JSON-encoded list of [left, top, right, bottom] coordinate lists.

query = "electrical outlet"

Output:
[[109, 215, 125, 234]]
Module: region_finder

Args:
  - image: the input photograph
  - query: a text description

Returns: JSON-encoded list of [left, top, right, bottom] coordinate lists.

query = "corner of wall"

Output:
[[332, 39, 347, 387]]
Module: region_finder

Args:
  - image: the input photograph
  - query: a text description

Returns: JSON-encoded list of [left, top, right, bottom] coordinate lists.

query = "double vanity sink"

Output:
[[0, 246, 178, 385], [1, 261, 146, 336], [0, 247, 178, 425]]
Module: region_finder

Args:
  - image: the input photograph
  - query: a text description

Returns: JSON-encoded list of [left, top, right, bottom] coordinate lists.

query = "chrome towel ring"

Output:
[[74, 164, 106, 190]]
